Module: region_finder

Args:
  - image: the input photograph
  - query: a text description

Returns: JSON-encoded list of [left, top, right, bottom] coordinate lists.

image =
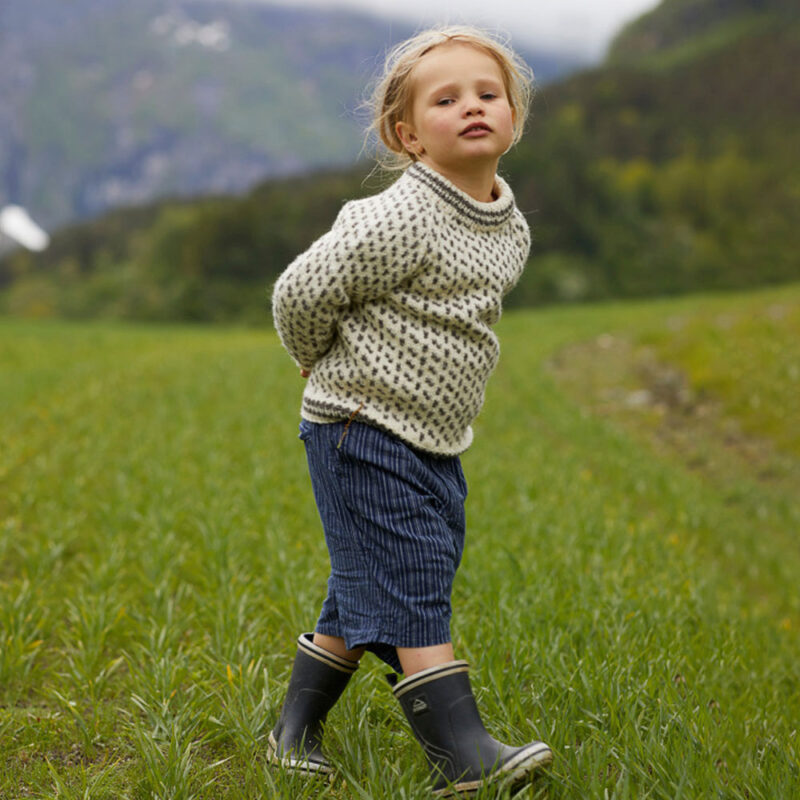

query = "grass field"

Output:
[[1, 284, 798, 799]]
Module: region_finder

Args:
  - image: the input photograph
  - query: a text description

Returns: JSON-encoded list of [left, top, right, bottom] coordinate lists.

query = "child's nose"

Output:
[[464, 97, 485, 116]]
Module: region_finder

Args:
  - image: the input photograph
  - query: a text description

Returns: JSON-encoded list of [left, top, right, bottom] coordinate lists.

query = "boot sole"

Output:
[[266, 731, 334, 778], [433, 741, 553, 798]]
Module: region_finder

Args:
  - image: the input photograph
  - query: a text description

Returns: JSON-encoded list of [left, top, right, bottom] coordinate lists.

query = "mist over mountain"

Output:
[[0, 0, 581, 230], [3, 0, 796, 321]]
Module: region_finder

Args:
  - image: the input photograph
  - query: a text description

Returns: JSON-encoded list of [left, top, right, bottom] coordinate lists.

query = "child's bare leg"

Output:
[[312, 633, 365, 663], [397, 642, 454, 676]]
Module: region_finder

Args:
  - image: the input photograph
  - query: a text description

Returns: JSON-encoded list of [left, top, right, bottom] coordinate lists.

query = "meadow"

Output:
[[1, 284, 798, 799]]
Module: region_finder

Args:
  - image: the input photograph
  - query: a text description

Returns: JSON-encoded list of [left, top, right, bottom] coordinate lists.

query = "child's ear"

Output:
[[395, 120, 422, 156]]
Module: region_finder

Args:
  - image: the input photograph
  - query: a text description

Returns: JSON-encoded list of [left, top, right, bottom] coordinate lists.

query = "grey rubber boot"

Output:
[[392, 660, 552, 797], [267, 633, 358, 776]]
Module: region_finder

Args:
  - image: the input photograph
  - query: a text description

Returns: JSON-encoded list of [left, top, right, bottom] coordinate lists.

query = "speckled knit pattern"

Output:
[[271, 161, 530, 456]]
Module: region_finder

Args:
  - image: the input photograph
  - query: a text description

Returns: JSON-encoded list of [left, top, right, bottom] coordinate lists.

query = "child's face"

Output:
[[396, 42, 515, 184]]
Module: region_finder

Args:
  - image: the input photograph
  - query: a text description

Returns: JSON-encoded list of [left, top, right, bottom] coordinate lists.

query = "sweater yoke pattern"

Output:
[[272, 162, 531, 456]]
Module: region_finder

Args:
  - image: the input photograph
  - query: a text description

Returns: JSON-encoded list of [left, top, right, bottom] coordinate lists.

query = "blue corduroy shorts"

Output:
[[299, 419, 467, 673]]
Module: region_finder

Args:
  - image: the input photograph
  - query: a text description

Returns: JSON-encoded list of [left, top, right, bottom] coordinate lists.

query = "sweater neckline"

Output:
[[406, 162, 515, 229]]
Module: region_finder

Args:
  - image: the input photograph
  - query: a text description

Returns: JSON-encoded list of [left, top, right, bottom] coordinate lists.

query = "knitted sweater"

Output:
[[271, 161, 530, 456]]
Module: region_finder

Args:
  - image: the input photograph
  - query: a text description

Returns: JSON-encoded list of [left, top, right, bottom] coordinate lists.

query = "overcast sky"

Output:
[[281, 0, 662, 58]]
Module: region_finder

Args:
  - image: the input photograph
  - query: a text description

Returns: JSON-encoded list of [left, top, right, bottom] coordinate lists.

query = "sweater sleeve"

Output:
[[271, 194, 429, 370]]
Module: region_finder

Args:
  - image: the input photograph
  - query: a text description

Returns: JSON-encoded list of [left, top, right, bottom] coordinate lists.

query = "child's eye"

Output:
[[436, 98, 454, 106], [481, 92, 497, 100]]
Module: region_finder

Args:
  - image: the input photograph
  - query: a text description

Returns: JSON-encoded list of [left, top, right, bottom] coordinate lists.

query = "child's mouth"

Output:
[[460, 123, 491, 137]]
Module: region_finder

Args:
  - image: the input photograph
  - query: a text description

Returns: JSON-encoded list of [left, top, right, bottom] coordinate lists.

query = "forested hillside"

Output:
[[2, 0, 798, 321], [505, 0, 799, 304], [607, 0, 798, 65], [0, 0, 576, 229], [0, 0, 411, 228]]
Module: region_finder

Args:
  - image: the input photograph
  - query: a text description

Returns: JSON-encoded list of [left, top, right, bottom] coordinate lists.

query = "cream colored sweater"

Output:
[[271, 161, 530, 456]]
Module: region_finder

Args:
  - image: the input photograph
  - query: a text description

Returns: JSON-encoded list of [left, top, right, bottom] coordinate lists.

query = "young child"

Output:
[[269, 25, 552, 797]]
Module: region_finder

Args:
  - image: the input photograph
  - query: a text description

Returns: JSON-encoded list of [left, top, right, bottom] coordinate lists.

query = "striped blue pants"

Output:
[[299, 419, 467, 673]]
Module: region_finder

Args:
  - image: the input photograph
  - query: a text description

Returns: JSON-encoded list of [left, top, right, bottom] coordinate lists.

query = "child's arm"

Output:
[[272, 197, 429, 372]]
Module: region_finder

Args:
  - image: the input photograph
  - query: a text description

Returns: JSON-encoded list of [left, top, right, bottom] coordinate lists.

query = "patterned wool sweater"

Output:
[[271, 161, 530, 456]]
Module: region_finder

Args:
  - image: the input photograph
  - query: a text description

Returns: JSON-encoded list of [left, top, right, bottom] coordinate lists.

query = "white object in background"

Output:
[[0, 205, 50, 251]]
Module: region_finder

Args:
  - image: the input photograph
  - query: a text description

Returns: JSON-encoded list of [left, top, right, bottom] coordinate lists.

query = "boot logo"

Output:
[[411, 695, 429, 715]]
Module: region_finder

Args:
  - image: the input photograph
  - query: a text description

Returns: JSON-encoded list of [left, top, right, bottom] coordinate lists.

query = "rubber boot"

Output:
[[267, 633, 358, 776], [392, 660, 552, 797]]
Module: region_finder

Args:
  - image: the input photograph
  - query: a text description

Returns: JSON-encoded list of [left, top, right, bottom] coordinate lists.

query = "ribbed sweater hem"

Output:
[[301, 397, 473, 458]]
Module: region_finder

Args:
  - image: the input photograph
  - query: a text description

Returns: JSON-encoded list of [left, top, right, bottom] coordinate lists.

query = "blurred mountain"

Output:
[[0, 0, 581, 230], [607, 0, 797, 65], [501, 0, 800, 303], [3, 0, 797, 321]]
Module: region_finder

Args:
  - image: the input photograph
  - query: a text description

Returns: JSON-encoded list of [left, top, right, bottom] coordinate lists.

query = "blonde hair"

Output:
[[366, 25, 534, 170]]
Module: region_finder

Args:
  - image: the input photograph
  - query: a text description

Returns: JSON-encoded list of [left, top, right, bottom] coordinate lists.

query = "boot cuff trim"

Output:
[[392, 660, 469, 698], [298, 633, 359, 674]]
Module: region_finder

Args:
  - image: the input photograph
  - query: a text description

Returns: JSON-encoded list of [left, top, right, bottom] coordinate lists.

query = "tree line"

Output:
[[2, 5, 798, 322]]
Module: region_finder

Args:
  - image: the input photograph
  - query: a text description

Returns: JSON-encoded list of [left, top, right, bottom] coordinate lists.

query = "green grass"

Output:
[[1, 286, 798, 798], [637, 291, 800, 456]]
